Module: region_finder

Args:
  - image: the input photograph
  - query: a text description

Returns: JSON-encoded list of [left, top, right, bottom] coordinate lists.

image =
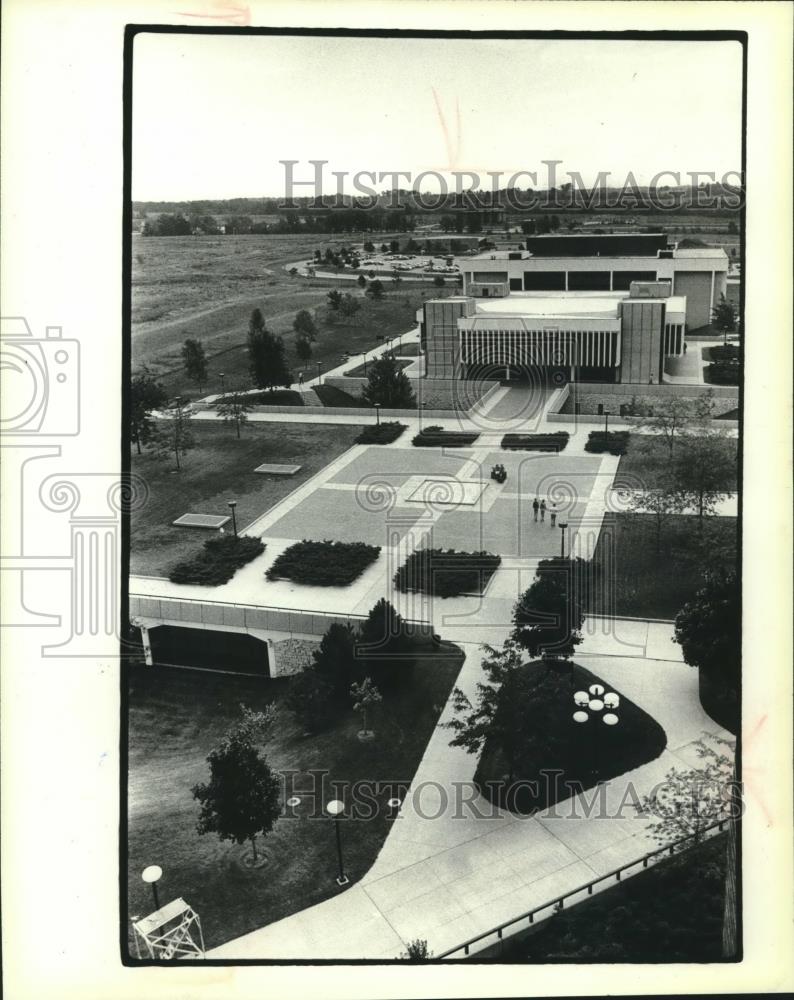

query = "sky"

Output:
[[132, 34, 743, 201]]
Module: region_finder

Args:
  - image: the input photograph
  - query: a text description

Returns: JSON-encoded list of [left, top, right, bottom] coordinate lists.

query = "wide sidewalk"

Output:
[[209, 622, 731, 959]]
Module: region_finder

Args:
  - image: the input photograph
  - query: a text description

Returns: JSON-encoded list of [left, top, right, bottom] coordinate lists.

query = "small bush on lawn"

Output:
[[585, 430, 630, 456], [705, 361, 740, 386], [355, 422, 406, 445], [169, 534, 265, 586], [501, 432, 570, 452], [395, 549, 502, 598], [412, 425, 480, 447], [265, 540, 380, 586]]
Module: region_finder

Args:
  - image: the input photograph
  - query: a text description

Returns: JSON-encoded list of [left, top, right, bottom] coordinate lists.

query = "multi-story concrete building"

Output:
[[457, 232, 727, 330], [421, 282, 687, 385]]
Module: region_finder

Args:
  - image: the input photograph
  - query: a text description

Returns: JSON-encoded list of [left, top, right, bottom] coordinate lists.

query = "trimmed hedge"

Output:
[[355, 421, 407, 444], [705, 361, 740, 386], [501, 432, 570, 453], [235, 389, 304, 406], [585, 430, 630, 456], [707, 345, 739, 363], [394, 548, 501, 598], [314, 384, 363, 408], [412, 425, 480, 448], [168, 534, 265, 586], [265, 539, 380, 586]]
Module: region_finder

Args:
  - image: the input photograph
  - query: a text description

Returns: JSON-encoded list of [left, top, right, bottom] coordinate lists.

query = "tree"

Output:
[[433, 275, 445, 288], [711, 293, 738, 345], [293, 308, 317, 342], [181, 338, 208, 392], [401, 939, 433, 960], [389, 239, 400, 253], [295, 336, 312, 362], [326, 289, 343, 311], [674, 571, 739, 731], [361, 353, 416, 408], [636, 395, 698, 458], [358, 598, 415, 689], [637, 734, 736, 847], [512, 557, 587, 658], [673, 432, 736, 520], [367, 279, 385, 300], [357, 274, 367, 289], [155, 398, 194, 470], [445, 640, 528, 784], [629, 485, 686, 556], [285, 669, 335, 733], [192, 729, 280, 863], [130, 368, 167, 454], [350, 677, 382, 738], [363, 240, 375, 253], [288, 266, 298, 278], [311, 622, 361, 699], [339, 293, 361, 320], [247, 310, 291, 390], [216, 388, 253, 438]]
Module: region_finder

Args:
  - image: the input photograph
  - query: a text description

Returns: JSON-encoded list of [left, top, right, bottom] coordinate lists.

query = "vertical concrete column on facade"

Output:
[[710, 270, 716, 310], [609, 270, 614, 291]]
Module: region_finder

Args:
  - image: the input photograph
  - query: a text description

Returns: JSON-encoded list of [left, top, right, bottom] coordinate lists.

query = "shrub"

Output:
[[705, 361, 740, 386], [358, 598, 417, 690], [313, 384, 362, 408], [285, 669, 336, 733], [265, 540, 380, 586], [584, 430, 630, 456], [225, 389, 303, 406], [395, 548, 501, 598], [412, 425, 480, 447], [169, 534, 265, 586], [311, 622, 362, 697], [501, 432, 570, 452], [708, 345, 739, 363], [355, 422, 406, 444]]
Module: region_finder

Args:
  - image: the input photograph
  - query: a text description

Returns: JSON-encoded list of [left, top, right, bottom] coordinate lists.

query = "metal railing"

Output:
[[437, 817, 732, 959]]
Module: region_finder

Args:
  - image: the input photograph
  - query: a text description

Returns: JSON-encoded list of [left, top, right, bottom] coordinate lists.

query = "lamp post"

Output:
[[572, 687, 619, 781], [219, 372, 225, 393], [227, 500, 238, 538], [141, 865, 162, 911], [362, 352, 368, 377], [558, 521, 568, 558], [374, 403, 381, 426], [316, 361, 323, 384], [604, 409, 610, 438], [326, 799, 349, 886]]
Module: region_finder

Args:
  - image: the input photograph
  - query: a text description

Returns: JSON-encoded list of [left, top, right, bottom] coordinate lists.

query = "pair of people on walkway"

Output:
[[532, 497, 557, 526]]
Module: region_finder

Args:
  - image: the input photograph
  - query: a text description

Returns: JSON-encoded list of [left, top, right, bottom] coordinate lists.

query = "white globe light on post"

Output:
[[573, 691, 589, 707], [589, 683, 605, 697], [603, 713, 619, 727], [604, 692, 620, 710], [572, 710, 589, 724], [326, 799, 349, 887], [141, 864, 163, 911], [588, 698, 604, 712]]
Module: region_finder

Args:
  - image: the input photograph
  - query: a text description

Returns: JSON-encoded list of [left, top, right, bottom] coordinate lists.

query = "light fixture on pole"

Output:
[[326, 799, 349, 886], [604, 409, 611, 437], [227, 500, 238, 538], [374, 403, 381, 425], [141, 865, 163, 911], [316, 361, 323, 384], [219, 372, 225, 392], [558, 521, 568, 559]]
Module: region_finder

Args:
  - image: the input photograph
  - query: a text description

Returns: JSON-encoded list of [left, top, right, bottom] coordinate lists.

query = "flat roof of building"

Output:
[[472, 291, 686, 319]]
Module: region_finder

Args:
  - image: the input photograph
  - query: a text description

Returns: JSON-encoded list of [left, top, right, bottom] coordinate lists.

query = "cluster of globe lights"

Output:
[[572, 683, 620, 727]]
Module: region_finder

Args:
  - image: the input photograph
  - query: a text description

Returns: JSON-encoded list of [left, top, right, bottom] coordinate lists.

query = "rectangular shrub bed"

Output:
[[705, 361, 740, 386], [227, 389, 304, 406], [501, 432, 570, 453], [355, 422, 407, 444], [265, 539, 380, 586], [394, 548, 501, 598], [706, 344, 740, 362], [345, 358, 412, 378], [412, 425, 480, 448], [314, 384, 364, 408], [584, 430, 630, 456], [168, 534, 265, 586]]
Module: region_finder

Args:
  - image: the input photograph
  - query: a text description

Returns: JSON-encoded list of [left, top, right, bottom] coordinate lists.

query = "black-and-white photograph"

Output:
[[125, 29, 744, 962]]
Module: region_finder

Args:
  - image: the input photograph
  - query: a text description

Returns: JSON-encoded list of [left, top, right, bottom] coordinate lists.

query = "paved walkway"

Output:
[[209, 626, 731, 959]]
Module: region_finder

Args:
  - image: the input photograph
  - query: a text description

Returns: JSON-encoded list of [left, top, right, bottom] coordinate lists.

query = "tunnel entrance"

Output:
[[148, 626, 270, 676]]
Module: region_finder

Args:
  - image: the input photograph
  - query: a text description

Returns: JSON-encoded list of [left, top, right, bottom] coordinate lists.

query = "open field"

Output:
[[588, 512, 738, 619], [130, 420, 363, 577], [132, 233, 447, 399], [126, 643, 465, 952]]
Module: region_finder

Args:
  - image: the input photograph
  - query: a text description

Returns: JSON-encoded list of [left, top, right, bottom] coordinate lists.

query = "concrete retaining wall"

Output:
[[547, 381, 739, 428]]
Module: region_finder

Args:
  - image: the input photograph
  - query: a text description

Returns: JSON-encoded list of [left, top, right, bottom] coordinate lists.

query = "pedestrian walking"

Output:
[[298, 371, 304, 385], [540, 499, 547, 522], [532, 497, 539, 522], [550, 505, 557, 527]]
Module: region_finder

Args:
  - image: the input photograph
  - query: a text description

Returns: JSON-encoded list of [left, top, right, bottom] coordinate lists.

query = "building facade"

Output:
[[457, 232, 727, 330], [421, 282, 687, 386]]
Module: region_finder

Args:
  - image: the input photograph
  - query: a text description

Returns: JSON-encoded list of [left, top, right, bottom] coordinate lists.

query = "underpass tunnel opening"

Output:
[[146, 626, 271, 676]]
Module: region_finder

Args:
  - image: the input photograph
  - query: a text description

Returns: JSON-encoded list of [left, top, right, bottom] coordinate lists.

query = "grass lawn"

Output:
[[501, 833, 729, 962], [130, 420, 363, 576], [473, 660, 667, 815], [588, 513, 738, 619], [126, 639, 466, 953], [613, 434, 739, 491]]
